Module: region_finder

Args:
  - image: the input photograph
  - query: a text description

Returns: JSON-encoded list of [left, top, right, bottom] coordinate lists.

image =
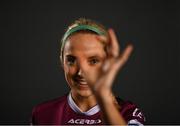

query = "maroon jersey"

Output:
[[31, 93, 145, 125]]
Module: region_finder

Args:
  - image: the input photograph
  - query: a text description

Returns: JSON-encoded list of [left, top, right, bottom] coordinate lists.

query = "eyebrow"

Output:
[[87, 55, 103, 59], [65, 54, 103, 59], [65, 55, 76, 58]]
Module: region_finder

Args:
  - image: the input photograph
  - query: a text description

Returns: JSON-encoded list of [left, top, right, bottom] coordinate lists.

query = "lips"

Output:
[[74, 79, 87, 85], [73, 77, 89, 90]]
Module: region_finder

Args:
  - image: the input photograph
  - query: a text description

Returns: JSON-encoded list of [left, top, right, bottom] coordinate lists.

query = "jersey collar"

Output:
[[67, 93, 100, 116]]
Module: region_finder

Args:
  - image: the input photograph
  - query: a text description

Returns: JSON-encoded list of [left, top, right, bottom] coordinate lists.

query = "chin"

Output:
[[68, 81, 94, 98], [76, 89, 94, 98]]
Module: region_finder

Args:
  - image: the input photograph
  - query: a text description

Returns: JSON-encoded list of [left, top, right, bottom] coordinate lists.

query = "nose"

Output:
[[76, 61, 85, 77], [77, 67, 83, 76]]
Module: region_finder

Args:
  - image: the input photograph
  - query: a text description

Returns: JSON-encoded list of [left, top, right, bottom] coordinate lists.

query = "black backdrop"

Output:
[[0, 0, 179, 124]]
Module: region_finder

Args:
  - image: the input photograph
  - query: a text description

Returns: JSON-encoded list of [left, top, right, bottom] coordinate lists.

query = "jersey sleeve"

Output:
[[120, 101, 146, 125]]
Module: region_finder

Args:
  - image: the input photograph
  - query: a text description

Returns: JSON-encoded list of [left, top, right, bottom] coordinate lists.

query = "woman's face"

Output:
[[63, 32, 107, 98]]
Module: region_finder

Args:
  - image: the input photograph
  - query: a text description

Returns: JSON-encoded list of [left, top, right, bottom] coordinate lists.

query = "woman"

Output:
[[31, 18, 145, 125]]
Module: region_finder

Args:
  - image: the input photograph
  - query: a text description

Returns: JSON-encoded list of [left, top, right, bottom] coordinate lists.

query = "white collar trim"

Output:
[[67, 93, 100, 116]]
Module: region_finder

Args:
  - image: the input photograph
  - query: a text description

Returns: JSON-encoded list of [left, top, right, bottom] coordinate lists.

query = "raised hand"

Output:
[[84, 28, 133, 95]]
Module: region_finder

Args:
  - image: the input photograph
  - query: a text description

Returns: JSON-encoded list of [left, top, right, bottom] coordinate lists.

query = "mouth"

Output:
[[74, 78, 89, 89], [75, 79, 87, 84]]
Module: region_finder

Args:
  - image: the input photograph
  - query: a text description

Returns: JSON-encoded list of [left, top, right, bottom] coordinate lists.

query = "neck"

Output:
[[70, 91, 98, 112]]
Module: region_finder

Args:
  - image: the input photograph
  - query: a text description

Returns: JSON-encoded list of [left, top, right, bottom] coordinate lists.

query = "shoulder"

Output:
[[33, 94, 68, 112], [31, 94, 68, 120], [31, 94, 69, 124], [116, 97, 146, 125]]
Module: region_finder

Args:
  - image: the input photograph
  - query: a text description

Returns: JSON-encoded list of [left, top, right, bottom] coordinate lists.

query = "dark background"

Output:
[[0, 0, 179, 124]]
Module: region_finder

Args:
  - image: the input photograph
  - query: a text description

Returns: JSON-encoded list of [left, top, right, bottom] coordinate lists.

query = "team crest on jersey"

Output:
[[67, 118, 101, 124], [133, 108, 146, 121]]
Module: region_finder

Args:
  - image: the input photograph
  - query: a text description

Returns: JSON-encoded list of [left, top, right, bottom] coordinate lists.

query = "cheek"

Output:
[[83, 67, 102, 85], [85, 64, 102, 80], [94, 66, 102, 75], [63, 66, 77, 87], [64, 65, 76, 78]]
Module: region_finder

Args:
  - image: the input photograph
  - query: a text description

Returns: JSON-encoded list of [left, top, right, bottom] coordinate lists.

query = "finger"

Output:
[[96, 44, 133, 90], [104, 44, 133, 85], [115, 44, 133, 70], [102, 58, 114, 72], [96, 35, 110, 57], [96, 35, 108, 44], [99, 58, 118, 88], [101, 64, 119, 88], [108, 28, 120, 57]]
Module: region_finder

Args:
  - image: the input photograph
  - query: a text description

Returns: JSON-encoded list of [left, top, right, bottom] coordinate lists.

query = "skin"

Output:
[[62, 28, 133, 125]]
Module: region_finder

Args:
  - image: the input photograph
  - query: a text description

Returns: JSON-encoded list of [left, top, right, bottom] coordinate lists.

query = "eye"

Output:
[[89, 58, 100, 65], [66, 56, 76, 66]]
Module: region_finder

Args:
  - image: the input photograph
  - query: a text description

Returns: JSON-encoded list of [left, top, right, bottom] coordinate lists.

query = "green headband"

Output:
[[61, 24, 106, 50]]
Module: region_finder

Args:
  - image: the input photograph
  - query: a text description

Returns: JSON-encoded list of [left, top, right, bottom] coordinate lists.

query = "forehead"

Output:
[[63, 33, 106, 56]]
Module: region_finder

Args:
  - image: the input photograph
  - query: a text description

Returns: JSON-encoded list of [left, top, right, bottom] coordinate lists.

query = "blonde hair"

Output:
[[60, 18, 108, 64]]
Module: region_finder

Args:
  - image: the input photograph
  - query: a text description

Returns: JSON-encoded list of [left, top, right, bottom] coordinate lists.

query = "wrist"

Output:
[[94, 88, 114, 104]]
